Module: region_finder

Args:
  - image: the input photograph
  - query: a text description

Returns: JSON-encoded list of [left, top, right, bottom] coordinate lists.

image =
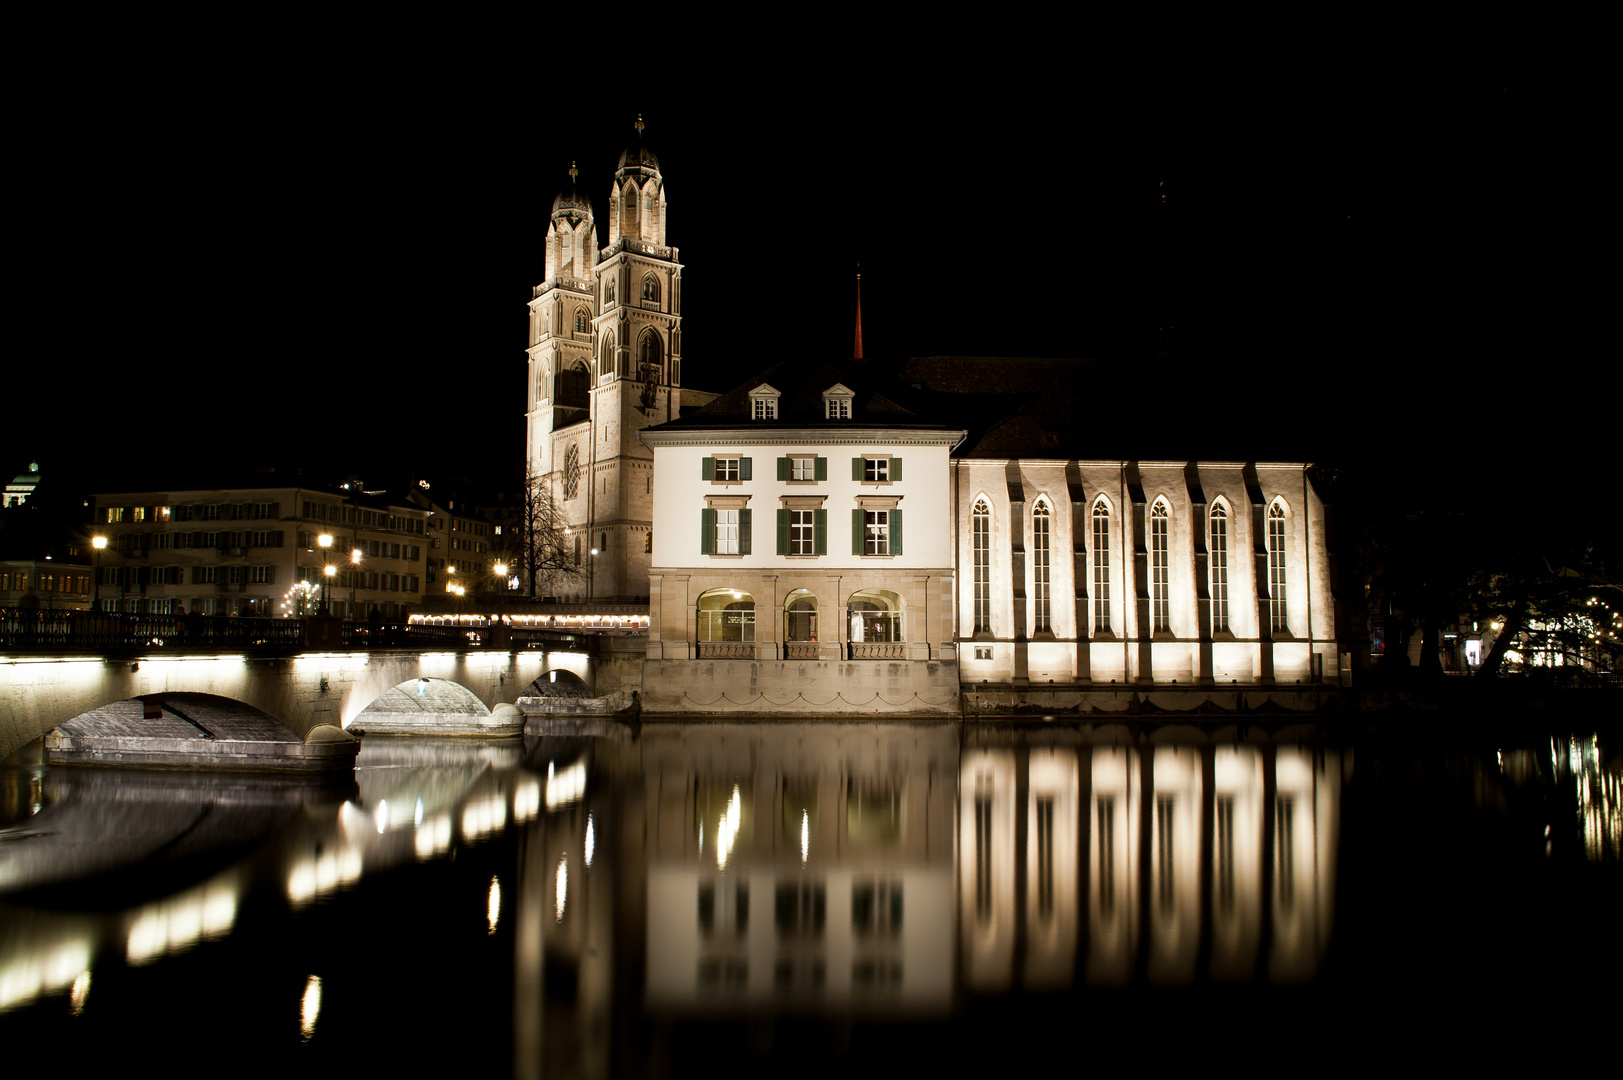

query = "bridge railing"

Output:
[[0, 607, 306, 650]]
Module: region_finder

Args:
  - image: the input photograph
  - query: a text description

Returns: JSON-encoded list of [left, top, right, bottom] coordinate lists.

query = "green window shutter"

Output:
[[815, 456, 827, 481], [701, 457, 714, 480], [852, 509, 864, 555], [777, 509, 790, 555], [815, 509, 827, 555], [777, 457, 790, 481], [852, 457, 863, 481], [740, 457, 752, 481], [739, 508, 752, 555], [700, 509, 715, 554], [891, 509, 903, 555], [891, 458, 902, 482]]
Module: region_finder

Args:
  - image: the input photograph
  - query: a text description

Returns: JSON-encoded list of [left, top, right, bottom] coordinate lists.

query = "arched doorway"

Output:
[[696, 588, 754, 658], [847, 589, 904, 658], [784, 589, 819, 659]]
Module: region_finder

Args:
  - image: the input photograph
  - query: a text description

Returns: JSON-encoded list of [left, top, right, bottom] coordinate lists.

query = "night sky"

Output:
[[8, 69, 1605, 502]]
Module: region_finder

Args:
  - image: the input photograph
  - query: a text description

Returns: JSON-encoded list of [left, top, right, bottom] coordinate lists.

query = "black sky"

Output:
[[8, 65, 1606, 500]]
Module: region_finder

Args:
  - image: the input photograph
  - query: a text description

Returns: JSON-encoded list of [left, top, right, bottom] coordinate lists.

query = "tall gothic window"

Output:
[[1210, 504, 1229, 633], [574, 309, 588, 333], [639, 330, 661, 379], [1092, 499, 1111, 632], [642, 273, 661, 303], [598, 332, 614, 377], [1032, 500, 1051, 633], [1268, 502, 1288, 632], [1150, 500, 1170, 633], [972, 499, 990, 633]]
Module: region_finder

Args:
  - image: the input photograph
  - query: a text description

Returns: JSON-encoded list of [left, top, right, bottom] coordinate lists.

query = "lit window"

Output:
[[1092, 499, 1111, 632], [715, 510, 739, 555], [1150, 500, 1170, 633], [973, 498, 991, 634], [1032, 500, 1051, 633], [1210, 504, 1229, 633], [1268, 502, 1288, 632]]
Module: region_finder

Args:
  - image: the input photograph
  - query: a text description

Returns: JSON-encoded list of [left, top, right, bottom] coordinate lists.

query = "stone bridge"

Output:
[[0, 646, 604, 762]]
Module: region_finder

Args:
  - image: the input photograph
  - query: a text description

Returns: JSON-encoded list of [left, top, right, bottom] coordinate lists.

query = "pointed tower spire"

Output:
[[852, 264, 865, 364]]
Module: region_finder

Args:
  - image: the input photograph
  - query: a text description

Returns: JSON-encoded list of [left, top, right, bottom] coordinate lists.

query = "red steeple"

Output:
[[853, 266, 864, 364]]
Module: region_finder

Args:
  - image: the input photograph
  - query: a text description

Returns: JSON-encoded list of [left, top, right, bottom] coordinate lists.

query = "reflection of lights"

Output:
[[716, 785, 742, 869], [801, 809, 810, 864], [585, 814, 596, 868], [414, 797, 424, 827], [69, 971, 91, 1015], [301, 975, 322, 1040], [556, 857, 568, 922], [415, 813, 453, 860], [0, 939, 92, 1012], [286, 848, 364, 908], [376, 799, 389, 835], [126, 879, 240, 964], [546, 758, 587, 808], [514, 778, 542, 822], [461, 795, 508, 841], [488, 876, 502, 935]]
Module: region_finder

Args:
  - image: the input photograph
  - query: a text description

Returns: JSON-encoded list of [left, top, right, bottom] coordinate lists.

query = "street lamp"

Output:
[[317, 534, 333, 615], [91, 535, 106, 609], [494, 562, 508, 593], [350, 547, 362, 616], [588, 547, 598, 602]]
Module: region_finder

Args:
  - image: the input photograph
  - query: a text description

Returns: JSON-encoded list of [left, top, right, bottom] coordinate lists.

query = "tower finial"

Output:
[[568, 160, 578, 184], [853, 264, 864, 364], [634, 113, 645, 137]]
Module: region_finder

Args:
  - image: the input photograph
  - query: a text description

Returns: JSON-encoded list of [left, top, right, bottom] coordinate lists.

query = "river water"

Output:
[[2, 719, 1618, 1075]]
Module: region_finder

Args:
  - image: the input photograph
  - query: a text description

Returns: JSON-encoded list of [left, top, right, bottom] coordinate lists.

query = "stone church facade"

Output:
[[526, 122, 683, 602]]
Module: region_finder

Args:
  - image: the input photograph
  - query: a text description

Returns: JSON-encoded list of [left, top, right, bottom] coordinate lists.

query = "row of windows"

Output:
[[972, 497, 1290, 636], [700, 509, 903, 557], [702, 457, 900, 484], [105, 502, 278, 524], [0, 572, 90, 594], [98, 598, 410, 618]]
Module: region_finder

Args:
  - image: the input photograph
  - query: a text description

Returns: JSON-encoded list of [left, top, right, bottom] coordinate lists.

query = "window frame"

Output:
[[1209, 503, 1230, 634], [1092, 498, 1112, 634], [972, 498, 991, 635], [1032, 499, 1052, 634], [1150, 499, 1170, 634], [1268, 501, 1288, 634]]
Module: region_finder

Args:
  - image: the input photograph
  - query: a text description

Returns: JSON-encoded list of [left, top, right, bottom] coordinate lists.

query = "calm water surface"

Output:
[[2, 719, 1618, 1075]]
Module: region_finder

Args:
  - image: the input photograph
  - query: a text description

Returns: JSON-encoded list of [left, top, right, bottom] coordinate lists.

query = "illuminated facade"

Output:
[[526, 122, 688, 603], [90, 485, 428, 619]]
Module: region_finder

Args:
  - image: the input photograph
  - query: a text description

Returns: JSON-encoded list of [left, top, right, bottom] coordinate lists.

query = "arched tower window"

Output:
[[559, 361, 588, 412], [620, 181, 638, 237], [1032, 500, 1051, 634], [972, 498, 991, 634], [598, 332, 615, 378], [1209, 503, 1230, 633], [1092, 498, 1111, 633], [1150, 499, 1170, 633], [642, 273, 661, 304], [638, 329, 662, 380], [1268, 501, 1288, 633], [574, 309, 588, 333]]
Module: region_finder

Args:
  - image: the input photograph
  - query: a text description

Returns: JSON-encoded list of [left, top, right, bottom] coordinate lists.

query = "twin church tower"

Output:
[[526, 119, 685, 602]]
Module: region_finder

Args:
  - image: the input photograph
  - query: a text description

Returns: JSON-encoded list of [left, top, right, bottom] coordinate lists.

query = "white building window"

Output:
[[1150, 500, 1170, 633], [791, 456, 816, 481], [822, 383, 854, 419], [865, 511, 889, 555], [752, 398, 775, 420], [791, 510, 815, 555], [1092, 499, 1111, 633], [716, 510, 739, 554], [1268, 502, 1288, 633], [865, 458, 888, 483], [1210, 504, 1229, 633], [1032, 500, 1051, 633], [973, 498, 991, 634]]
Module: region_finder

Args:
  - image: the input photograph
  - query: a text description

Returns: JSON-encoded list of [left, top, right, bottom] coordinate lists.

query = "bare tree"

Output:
[[507, 467, 580, 598]]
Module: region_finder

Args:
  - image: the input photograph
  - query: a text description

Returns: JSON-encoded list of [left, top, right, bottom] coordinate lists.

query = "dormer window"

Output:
[[749, 383, 781, 421], [823, 383, 854, 420]]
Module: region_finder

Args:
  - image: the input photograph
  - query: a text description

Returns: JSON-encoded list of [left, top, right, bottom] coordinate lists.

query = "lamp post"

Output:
[[317, 534, 333, 615], [91, 535, 106, 610], [493, 562, 508, 595], [588, 547, 597, 602]]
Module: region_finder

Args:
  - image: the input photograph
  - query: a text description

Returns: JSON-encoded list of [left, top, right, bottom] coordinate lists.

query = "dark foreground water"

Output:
[[2, 719, 1618, 1075]]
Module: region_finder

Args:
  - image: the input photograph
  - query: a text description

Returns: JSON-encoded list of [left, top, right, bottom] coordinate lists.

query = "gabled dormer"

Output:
[[822, 383, 854, 420], [749, 383, 781, 420]]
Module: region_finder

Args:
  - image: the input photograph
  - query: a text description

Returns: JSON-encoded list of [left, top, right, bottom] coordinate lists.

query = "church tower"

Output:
[[526, 163, 597, 483], [526, 120, 684, 603]]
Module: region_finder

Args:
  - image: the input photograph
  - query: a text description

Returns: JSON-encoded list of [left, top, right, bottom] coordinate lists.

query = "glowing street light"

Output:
[[317, 534, 333, 615], [91, 535, 107, 609]]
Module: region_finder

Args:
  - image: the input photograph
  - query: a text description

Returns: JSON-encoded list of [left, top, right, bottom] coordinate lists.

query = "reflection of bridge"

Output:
[[0, 617, 619, 760]]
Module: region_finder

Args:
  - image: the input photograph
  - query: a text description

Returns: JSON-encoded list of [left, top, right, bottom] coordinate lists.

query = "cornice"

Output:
[[640, 427, 968, 450]]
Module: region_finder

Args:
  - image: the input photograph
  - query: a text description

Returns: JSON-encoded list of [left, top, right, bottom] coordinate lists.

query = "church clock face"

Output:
[[564, 443, 581, 499]]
